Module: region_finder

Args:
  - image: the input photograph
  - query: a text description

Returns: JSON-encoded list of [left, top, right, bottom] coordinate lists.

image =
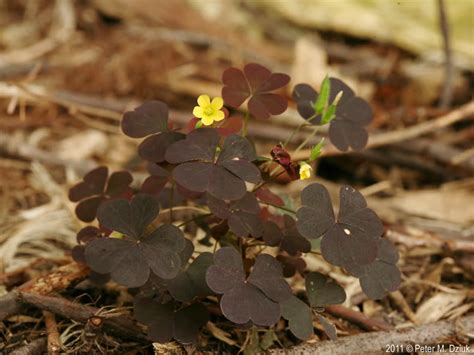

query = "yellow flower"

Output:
[[110, 231, 125, 239], [299, 162, 312, 180], [193, 95, 225, 126]]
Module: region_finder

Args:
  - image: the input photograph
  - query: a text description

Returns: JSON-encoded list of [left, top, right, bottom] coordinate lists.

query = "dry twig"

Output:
[[270, 315, 474, 354], [43, 310, 61, 354]]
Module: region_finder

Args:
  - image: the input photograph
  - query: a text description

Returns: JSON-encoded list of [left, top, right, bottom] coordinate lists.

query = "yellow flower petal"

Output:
[[299, 163, 312, 180], [193, 106, 203, 118], [212, 110, 225, 122], [201, 115, 214, 126], [197, 94, 211, 107], [211, 97, 224, 110]]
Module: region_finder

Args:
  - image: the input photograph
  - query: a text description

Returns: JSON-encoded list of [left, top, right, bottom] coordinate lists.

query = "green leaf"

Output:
[[321, 103, 336, 124], [309, 138, 325, 161], [313, 76, 330, 114], [195, 120, 203, 129]]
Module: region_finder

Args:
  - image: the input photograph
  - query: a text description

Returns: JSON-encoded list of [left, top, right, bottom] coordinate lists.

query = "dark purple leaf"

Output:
[[71, 245, 86, 264], [206, 247, 245, 293], [297, 183, 383, 270], [76, 226, 102, 244], [217, 134, 256, 163], [69, 166, 108, 202], [320, 224, 378, 270], [121, 101, 169, 138], [85, 238, 150, 288], [174, 303, 209, 344], [75, 196, 105, 223], [220, 160, 262, 184], [292, 84, 321, 122], [316, 314, 337, 340], [105, 171, 133, 197], [296, 183, 334, 239], [141, 175, 168, 195], [281, 296, 313, 340], [138, 301, 210, 344], [292, 78, 373, 151], [207, 194, 232, 219], [305, 272, 346, 308], [167, 252, 214, 302], [208, 193, 263, 238], [138, 132, 186, 163], [255, 187, 284, 207], [222, 63, 289, 119], [263, 217, 311, 256], [97, 193, 160, 239], [165, 128, 219, 164], [140, 224, 186, 279], [277, 255, 307, 278], [348, 239, 401, 300], [222, 67, 251, 107], [247, 254, 292, 302], [220, 282, 280, 326], [85, 223, 185, 287], [206, 247, 287, 326]]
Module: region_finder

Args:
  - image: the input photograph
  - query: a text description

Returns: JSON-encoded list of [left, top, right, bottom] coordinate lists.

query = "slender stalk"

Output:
[[294, 126, 319, 156], [259, 200, 296, 214], [176, 213, 212, 228], [437, 0, 454, 108], [169, 182, 174, 220]]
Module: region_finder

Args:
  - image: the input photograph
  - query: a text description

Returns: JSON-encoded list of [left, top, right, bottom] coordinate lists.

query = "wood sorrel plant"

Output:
[[69, 63, 401, 345]]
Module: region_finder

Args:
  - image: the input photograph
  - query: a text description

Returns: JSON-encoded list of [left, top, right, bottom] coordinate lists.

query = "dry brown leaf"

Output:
[[415, 292, 466, 324], [207, 322, 237, 346]]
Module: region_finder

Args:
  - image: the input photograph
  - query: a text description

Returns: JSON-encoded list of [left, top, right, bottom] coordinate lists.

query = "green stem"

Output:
[[294, 126, 319, 156], [259, 200, 296, 214], [283, 122, 304, 146]]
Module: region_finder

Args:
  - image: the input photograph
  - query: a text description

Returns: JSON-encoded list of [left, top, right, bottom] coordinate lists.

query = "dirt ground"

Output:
[[0, 0, 473, 354]]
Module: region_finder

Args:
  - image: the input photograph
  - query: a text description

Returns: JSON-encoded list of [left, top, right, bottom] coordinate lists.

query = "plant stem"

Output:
[[169, 182, 174, 220], [176, 213, 212, 228], [259, 200, 296, 214], [294, 126, 319, 156]]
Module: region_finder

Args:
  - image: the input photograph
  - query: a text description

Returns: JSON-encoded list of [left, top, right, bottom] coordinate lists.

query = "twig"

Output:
[[2, 81, 472, 164], [10, 337, 47, 355], [270, 315, 474, 354], [0, 262, 89, 322], [0, 291, 22, 321], [437, 0, 454, 108], [388, 291, 419, 324], [293, 101, 474, 160], [0, 131, 96, 174], [385, 228, 474, 253], [43, 310, 61, 354], [325, 305, 393, 332], [19, 291, 147, 342], [18, 262, 89, 294], [0, 0, 75, 67]]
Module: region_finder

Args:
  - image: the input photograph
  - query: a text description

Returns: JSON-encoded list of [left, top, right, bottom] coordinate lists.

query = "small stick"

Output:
[[325, 305, 393, 332], [10, 337, 47, 355], [18, 262, 89, 294], [293, 101, 474, 160], [388, 291, 419, 324], [19, 291, 147, 342], [43, 310, 61, 354], [437, 0, 454, 108], [270, 315, 474, 355]]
